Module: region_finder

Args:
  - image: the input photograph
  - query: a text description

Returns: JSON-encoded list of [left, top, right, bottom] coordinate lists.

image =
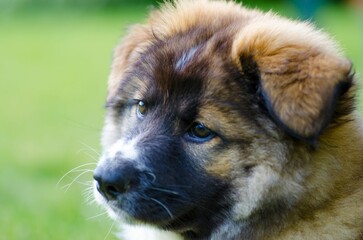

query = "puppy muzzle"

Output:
[[93, 162, 142, 201]]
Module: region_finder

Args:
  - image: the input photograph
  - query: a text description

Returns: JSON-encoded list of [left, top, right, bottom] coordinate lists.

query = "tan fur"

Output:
[[231, 16, 352, 138], [270, 119, 363, 240], [101, 1, 363, 239]]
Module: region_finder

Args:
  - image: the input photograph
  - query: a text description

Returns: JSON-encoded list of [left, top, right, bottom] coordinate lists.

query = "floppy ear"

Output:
[[232, 16, 353, 143], [107, 25, 153, 100]]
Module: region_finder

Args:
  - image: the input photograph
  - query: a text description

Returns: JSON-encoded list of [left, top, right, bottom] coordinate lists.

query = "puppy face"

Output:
[[93, 0, 353, 239], [95, 36, 245, 236]]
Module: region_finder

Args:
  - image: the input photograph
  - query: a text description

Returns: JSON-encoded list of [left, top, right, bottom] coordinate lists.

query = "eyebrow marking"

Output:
[[175, 46, 200, 71]]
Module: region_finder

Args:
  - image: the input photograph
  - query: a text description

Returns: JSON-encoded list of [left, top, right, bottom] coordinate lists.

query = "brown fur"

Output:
[[98, 0, 363, 239]]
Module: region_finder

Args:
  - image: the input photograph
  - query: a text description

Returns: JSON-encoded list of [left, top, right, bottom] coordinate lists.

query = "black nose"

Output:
[[93, 163, 141, 200]]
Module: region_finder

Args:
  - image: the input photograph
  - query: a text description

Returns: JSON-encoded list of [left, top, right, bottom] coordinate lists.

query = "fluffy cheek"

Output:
[[232, 165, 281, 218], [226, 141, 306, 219], [231, 165, 307, 220]]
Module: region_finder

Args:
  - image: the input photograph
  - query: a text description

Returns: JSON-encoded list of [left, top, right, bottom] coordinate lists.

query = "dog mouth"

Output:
[[94, 180, 201, 233], [93, 149, 231, 238]]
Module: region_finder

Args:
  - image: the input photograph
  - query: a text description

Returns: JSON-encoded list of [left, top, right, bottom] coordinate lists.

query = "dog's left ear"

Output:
[[107, 25, 153, 100], [232, 16, 353, 143]]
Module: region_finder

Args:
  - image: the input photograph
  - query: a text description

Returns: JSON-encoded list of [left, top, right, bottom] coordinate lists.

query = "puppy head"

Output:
[[94, 0, 354, 238]]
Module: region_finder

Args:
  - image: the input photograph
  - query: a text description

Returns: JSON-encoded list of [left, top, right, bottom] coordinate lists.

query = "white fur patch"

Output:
[[121, 225, 183, 240], [107, 138, 139, 160]]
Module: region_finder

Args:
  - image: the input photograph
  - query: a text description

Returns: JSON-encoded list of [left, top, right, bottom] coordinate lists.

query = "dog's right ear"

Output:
[[107, 25, 153, 100], [232, 15, 353, 143]]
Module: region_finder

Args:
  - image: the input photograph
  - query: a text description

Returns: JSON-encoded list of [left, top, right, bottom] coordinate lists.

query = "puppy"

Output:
[[93, 0, 363, 239]]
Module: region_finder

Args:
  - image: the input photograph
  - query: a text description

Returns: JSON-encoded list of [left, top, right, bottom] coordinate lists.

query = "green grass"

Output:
[[0, 7, 147, 240], [0, 3, 362, 240]]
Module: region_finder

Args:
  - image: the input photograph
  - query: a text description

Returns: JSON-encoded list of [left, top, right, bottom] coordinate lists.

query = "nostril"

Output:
[[105, 185, 121, 198], [96, 181, 124, 200], [93, 163, 142, 200], [104, 179, 137, 197]]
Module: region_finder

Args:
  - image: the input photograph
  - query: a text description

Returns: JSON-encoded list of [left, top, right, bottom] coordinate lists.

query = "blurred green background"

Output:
[[0, 0, 362, 239]]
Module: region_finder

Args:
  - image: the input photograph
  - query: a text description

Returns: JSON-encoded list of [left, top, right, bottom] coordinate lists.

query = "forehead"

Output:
[[135, 32, 239, 99], [112, 28, 255, 122]]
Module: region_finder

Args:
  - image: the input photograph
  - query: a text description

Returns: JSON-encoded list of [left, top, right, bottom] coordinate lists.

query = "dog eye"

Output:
[[137, 100, 146, 117], [186, 123, 215, 142]]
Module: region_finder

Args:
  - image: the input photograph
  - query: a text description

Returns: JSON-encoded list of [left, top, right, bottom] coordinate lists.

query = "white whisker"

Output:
[[87, 211, 108, 220], [80, 142, 101, 157], [150, 197, 174, 219], [104, 220, 116, 240], [77, 150, 100, 162], [72, 180, 93, 187], [145, 172, 156, 183], [63, 170, 94, 192], [57, 163, 97, 187], [83, 186, 97, 205], [150, 187, 180, 195], [61, 180, 90, 190]]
